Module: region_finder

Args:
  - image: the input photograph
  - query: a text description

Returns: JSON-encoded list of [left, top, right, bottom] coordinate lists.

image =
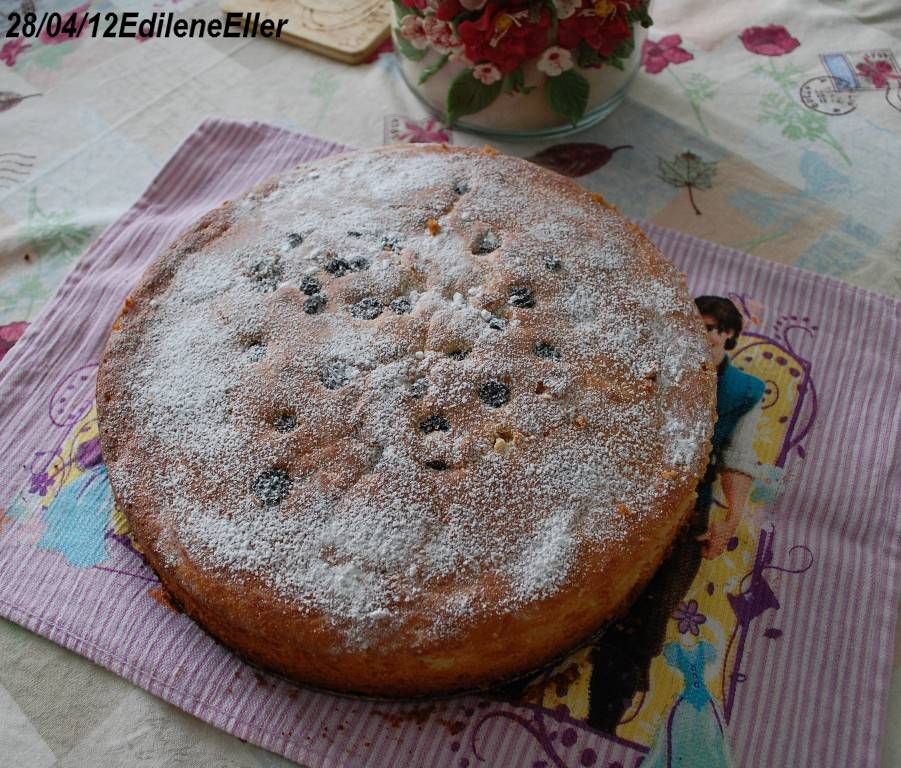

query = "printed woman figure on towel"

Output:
[[586, 295, 766, 733]]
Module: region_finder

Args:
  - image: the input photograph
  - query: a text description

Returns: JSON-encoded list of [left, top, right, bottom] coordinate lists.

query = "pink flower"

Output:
[[0, 38, 30, 67], [397, 117, 452, 143], [0, 321, 29, 363], [537, 46, 573, 76], [641, 35, 693, 75], [739, 24, 800, 57], [473, 62, 502, 85], [400, 15, 429, 50], [856, 56, 900, 89], [423, 15, 461, 55]]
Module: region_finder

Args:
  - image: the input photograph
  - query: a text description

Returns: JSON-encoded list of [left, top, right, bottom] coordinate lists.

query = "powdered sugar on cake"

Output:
[[106, 146, 713, 649]]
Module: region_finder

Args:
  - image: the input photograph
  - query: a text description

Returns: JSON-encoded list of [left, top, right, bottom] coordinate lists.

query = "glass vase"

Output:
[[391, 1, 652, 140]]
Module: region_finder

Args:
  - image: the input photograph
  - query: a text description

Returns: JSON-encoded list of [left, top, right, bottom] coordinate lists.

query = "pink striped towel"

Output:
[[0, 119, 898, 768]]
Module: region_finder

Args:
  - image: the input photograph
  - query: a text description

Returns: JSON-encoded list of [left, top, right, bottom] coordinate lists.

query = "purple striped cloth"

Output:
[[0, 119, 897, 768]]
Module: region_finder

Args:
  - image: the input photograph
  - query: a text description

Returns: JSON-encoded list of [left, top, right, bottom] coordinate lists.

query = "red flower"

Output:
[[0, 321, 28, 364], [436, 1, 465, 21], [641, 34, 693, 74], [856, 56, 900, 89], [739, 24, 800, 57], [457, 6, 551, 74], [0, 38, 30, 67], [558, 7, 633, 57]]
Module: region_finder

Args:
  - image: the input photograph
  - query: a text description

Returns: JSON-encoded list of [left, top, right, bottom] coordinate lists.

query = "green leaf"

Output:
[[418, 53, 450, 84], [546, 69, 590, 126], [447, 70, 503, 125], [391, 0, 417, 19], [503, 68, 526, 94], [394, 30, 428, 62], [577, 40, 604, 69], [628, 2, 653, 27], [613, 37, 635, 61], [577, 34, 634, 70]]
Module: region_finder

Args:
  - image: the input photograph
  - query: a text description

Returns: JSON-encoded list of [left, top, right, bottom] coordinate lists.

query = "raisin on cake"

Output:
[[96, 144, 716, 697]]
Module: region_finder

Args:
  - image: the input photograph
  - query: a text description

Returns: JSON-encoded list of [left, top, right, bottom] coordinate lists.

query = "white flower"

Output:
[[423, 15, 461, 55], [554, 0, 581, 19], [460, 0, 489, 10], [400, 15, 429, 50], [537, 46, 574, 76], [472, 63, 503, 85]]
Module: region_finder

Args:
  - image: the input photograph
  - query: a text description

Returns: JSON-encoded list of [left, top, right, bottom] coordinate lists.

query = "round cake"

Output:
[[96, 144, 716, 698]]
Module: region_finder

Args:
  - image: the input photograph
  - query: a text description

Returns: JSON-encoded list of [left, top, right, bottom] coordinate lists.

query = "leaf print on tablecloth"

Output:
[[0, 272, 44, 321], [658, 151, 716, 215], [641, 36, 715, 136], [310, 69, 340, 129], [527, 143, 632, 177], [0, 184, 94, 321], [0, 91, 40, 112], [667, 69, 718, 136], [683, 72, 716, 134], [23, 188, 95, 262], [19, 40, 74, 71], [755, 60, 851, 165]]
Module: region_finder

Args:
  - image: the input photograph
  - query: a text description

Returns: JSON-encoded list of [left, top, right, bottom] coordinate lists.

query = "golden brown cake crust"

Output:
[[96, 144, 716, 697]]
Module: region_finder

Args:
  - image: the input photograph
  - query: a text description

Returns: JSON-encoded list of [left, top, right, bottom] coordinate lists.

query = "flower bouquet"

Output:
[[392, 0, 653, 137]]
